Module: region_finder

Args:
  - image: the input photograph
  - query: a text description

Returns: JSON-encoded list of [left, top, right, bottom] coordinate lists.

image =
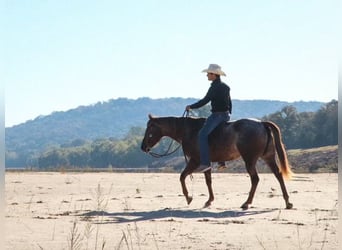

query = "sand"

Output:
[[5, 172, 338, 249]]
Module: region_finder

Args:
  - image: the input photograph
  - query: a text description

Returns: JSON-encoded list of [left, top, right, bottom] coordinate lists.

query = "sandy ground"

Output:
[[5, 172, 338, 250]]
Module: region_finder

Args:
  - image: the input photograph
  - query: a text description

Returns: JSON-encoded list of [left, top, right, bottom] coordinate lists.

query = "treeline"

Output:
[[37, 127, 177, 169], [5, 98, 324, 168], [35, 100, 337, 169], [262, 100, 337, 149]]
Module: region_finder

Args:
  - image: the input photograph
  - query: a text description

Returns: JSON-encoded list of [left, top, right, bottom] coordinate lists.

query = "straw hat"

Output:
[[201, 64, 226, 76]]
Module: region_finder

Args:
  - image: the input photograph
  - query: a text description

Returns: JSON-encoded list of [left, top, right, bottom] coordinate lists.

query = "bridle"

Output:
[[148, 140, 182, 158], [147, 110, 189, 164]]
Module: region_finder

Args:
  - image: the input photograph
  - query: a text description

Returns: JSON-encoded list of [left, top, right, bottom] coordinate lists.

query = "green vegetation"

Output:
[[262, 100, 337, 149], [5, 99, 336, 170]]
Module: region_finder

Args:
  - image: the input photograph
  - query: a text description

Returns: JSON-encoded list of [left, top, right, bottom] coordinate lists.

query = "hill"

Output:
[[5, 98, 324, 168]]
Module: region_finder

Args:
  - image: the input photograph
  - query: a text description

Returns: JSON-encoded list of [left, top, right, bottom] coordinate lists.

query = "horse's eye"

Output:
[[149, 134, 153, 138]]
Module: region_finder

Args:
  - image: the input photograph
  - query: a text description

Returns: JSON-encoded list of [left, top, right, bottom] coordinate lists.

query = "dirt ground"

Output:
[[5, 172, 338, 250]]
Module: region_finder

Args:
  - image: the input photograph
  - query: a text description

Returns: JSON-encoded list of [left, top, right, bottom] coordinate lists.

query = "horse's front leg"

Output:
[[203, 170, 214, 208], [180, 158, 197, 205]]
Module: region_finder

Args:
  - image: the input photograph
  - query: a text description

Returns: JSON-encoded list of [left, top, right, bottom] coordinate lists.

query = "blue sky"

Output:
[[3, 0, 338, 127]]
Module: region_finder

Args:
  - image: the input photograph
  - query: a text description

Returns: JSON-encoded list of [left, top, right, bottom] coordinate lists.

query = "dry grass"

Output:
[[5, 172, 338, 249], [288, 145, 337, 155], [287, 145, 337, 173]]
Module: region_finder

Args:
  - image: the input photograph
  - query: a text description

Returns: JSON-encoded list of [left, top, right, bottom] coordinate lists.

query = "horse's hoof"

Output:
[[186, 196, 193, 205], [240, 203, 249, 210], [203, 202, 211, 208], [286, 202, 293, 209]]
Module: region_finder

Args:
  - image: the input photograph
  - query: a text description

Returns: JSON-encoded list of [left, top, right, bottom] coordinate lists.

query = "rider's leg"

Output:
[[197, 112, 228, 172]]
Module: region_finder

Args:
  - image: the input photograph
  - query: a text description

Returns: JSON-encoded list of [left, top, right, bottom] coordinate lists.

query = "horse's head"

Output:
[[141, 114, 164, 153]]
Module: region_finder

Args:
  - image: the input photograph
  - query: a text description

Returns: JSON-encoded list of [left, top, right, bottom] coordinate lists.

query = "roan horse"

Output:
[[141, 114, 293, 210]]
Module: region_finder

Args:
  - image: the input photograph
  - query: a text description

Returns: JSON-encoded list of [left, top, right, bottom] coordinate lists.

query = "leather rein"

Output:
[[148, 110, 189, 164]]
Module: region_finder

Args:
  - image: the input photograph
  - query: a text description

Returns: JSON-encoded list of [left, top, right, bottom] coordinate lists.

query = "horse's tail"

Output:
[[263, 121, 293, 180]]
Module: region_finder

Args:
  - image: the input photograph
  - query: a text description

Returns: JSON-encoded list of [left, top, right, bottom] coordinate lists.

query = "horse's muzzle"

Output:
[[141, 143, 150, 153]]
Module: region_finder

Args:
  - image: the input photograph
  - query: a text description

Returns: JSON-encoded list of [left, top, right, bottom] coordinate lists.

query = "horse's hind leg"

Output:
[[264, 157, 293, 209], [241, 160, 259, 210], [180, 158, 197, 205]]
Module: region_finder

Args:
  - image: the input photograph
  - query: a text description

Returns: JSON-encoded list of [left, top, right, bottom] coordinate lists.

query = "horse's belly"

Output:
[[210, 144, 240, 162]]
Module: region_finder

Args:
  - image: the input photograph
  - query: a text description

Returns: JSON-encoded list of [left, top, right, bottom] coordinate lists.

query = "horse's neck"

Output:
[[161, 117, 184, 143], [160, 117, 203, 143]]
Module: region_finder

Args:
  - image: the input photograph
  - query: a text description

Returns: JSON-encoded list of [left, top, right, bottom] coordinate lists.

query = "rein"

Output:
[[148, 111, 189, 164], [148, 140, 182, 158]]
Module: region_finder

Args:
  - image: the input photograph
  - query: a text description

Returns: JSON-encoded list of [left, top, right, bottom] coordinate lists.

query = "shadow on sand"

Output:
[[78, 207, 276, 224]]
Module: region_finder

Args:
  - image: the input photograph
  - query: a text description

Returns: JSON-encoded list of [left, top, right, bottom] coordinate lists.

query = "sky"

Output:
[[3, 0, 339, 127]]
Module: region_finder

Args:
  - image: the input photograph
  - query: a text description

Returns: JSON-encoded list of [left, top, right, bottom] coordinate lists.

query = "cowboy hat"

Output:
[[201, 64, 226, 76]]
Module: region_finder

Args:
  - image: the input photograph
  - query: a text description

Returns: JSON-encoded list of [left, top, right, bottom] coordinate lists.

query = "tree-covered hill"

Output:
[[31, 100, 336, 171], [5, 97, 325, 168]]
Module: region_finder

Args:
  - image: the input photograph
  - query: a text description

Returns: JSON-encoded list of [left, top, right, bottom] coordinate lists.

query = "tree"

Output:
[[263, 100, 338, 149], [295, 112, 315, 148], [67, 147, 91, 167], [263, 105, 300, 148], [312, 100, 337, 147], [38, 148, 68, 169]]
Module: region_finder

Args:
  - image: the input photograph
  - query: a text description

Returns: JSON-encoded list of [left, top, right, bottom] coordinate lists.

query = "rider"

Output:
[[186, 64, 232, 172]]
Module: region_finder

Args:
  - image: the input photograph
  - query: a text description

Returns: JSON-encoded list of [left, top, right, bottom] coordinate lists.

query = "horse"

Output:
[[141, 114, 293, 210]]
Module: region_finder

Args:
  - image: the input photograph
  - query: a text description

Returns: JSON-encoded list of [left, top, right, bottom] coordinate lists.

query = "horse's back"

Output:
[[223, 118, 265, 134], [188, 117, 266, 140], [212, 118, 268, 148], [226, 118, 261, 124]]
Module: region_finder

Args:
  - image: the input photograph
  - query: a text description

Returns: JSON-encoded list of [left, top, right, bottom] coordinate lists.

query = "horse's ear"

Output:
[[148, 114, 154, 120]]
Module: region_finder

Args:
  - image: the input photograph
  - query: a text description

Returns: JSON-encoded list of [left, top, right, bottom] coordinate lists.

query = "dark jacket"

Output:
[[190, 78, 232, 113]]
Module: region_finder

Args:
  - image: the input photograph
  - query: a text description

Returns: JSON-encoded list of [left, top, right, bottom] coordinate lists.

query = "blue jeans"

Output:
[[198, 112, 230, 166]]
